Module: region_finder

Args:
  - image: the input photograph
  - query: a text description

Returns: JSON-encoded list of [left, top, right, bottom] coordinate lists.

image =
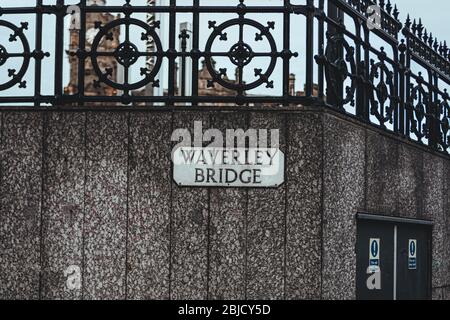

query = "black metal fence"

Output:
[[0, 0, 449, 155]]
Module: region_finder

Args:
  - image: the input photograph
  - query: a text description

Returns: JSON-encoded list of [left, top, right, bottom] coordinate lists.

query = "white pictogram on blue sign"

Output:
[[369, 238, 380, 272], [408, 239, 417, 270]]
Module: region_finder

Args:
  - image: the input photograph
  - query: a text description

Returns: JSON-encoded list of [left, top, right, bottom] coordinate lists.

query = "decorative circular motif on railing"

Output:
[[442, 116, 449, 136], [90, 18, 162, 91], [407, 74, 430, 142], [369, 49, 396, 127], [321, 34, 357, 108], [204, 18, 280, 93], [229, 42, 253, 67], [114, 41, 139, 68], [0, 20, 31, 91], [0, 45, 8, 66], [439, 94, 450, 149]]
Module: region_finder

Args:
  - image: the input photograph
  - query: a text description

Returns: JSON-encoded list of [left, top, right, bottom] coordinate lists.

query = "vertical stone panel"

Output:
[[208, 112, 247, 300], [432, 287, 445, 300], [322, 114, 365, 300], [365, 132, 399, 215], [0, 112, 43, 300], [422, 153, 446, 289], [171, 112, 209, 300], [127, 113, 171, 300], [246, 113, 285, 300], [397, 144, 423, 218], [83, 112, 128, 300], [443, 286, 450, 300], [285, 112, 323, 300], [41, 113, 85, 299], [446, 160, 450, 292]]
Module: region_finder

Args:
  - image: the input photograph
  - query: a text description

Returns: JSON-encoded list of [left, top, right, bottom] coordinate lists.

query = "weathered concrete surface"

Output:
[[397, 144, 423, 219], [208, 113, 247, 300], [365, 132, 400, 216], [246, 113, 285, 300], [126, 113, 172, 300], [285, 113, 322, 300], [322, 114, 366, 300], [364, 133, 449, 297], [41, 113, 85, 300], [446, 160, 450, 292], [0, 109, 449, 300], [422, 153, 446, 289], [82, 113, 128, 300], [171, 112, 209, 300], [0, 112, 43, 300]]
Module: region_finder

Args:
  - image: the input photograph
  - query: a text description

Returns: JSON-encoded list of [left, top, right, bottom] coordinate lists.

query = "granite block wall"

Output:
[[246, 113, 285, 300], [0, 109, 448, 300], [364, 125, 449, 299], [41, 113, 85, 300], [0, 113, 43, 300], [285, 113, 322, 299], [321, 114, 365, 300], [127, 112, 172, 300], [171, 112, 209, 300]]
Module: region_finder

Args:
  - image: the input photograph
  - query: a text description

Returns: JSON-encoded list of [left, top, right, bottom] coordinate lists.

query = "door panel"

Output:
[[396, 225, 431, 300], [356, 220, 394, 300], [356, 215, 432, 300]]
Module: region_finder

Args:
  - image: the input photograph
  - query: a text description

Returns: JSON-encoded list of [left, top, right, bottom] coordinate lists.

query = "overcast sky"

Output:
[[394, 0, 448, 42], [0, 0, 448, 102]]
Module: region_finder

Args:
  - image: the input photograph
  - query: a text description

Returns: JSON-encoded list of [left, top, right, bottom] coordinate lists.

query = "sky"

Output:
[[0, 0, 449, 103], [395, 0, 448, 42]]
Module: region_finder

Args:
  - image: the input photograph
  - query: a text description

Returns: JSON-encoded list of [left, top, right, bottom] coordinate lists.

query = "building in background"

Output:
[[64, 0, 310, 104], [151, 0, 169, 98], [178, 21, 193, 98], [65, 0, 120, 97]]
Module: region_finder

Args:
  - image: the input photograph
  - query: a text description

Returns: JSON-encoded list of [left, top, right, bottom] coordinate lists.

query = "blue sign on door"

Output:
[[408, 239, 417, 270], [369, 238, 380, 271]]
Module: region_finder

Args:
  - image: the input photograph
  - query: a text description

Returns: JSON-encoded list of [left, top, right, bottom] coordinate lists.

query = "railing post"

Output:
[[305, 0, 314, 97], [282, 0, 290, 104], [355, 25, 369, 122], [34, 0, 43, 107], [77, 0, 86, 105], [191, 0, 199, 106], [317, 0, 325, 100], [167, 0, 177, 102], [405, 37, 412, 139], [398, 39, 407, 136], [327, 0, 344, 107], [179, 29, 188, 97], [327, 0, 343, 30], [425, 70, 436, 150], [431, 72, 440, 150], [54, 0, 65, 104]]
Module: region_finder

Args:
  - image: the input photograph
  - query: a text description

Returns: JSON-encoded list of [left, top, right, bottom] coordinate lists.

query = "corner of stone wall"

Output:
[[320, 112, 365, 300], [423, 151, 450, 300], [285, 111, 323, 300]]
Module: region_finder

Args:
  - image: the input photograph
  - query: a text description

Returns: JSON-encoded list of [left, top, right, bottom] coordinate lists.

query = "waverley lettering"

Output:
[[171, 122, 285, 188], [178, 148, 279, 166]]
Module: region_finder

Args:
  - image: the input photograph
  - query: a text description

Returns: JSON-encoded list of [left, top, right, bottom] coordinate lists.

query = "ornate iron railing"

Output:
[[0, 0, 449, 155]]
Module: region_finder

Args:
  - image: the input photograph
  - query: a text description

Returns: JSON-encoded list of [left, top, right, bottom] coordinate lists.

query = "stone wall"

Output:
[[0, 108, 448, 300]]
